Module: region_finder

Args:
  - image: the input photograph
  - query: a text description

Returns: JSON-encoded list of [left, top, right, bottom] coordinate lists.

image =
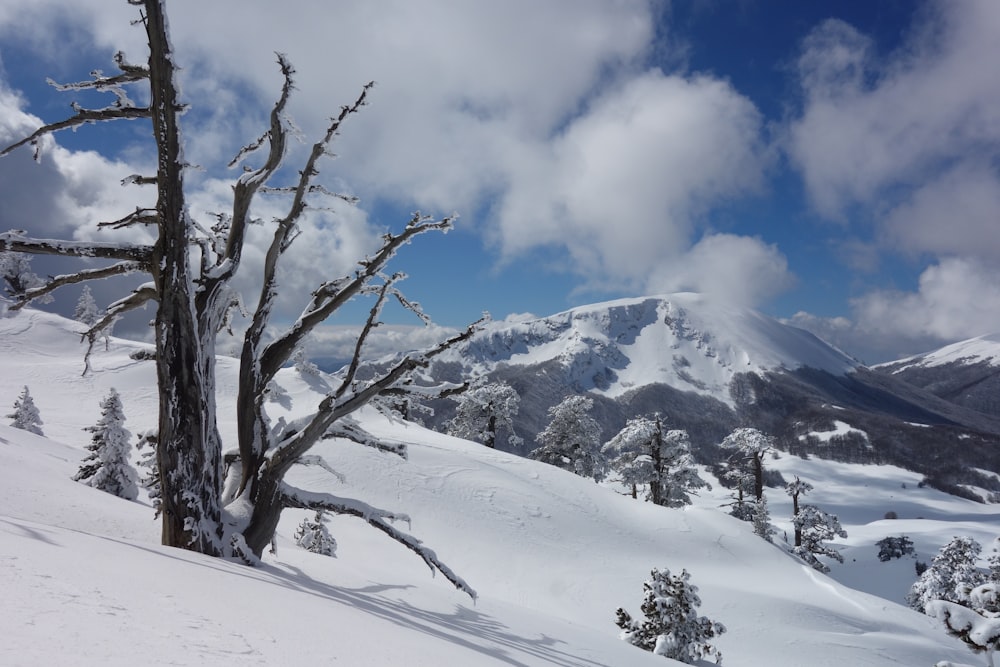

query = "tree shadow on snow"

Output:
[[263, 561, 608, 667]]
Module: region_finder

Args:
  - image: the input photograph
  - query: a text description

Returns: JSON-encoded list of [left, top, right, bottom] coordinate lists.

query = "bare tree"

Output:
[[0, 0, 479, 596]]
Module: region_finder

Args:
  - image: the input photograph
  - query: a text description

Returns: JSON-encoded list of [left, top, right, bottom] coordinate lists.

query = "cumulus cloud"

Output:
[[785, 3, 1000, 358], [788, 4, 1000, 221], [647, 234, 793, 307], [789, 259, 1000, 363]]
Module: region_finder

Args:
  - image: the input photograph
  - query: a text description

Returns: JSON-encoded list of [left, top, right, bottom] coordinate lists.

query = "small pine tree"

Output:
[[74, 285, 100, 326], [876, 536, 915, 562], [135, 430, 162, 517], [531, 395, 604, 480], [792, 505, 847, 573], [73, 388, 138, 500], [908, 536, 986, 614], [294, 511, 337, 557], [7, 385, 43, 435], [752, 494, 775, 542], [615, 567, 726, 664]]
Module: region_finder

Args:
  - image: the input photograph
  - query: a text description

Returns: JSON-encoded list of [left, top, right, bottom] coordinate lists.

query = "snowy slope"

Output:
[[880, 332, 1000, 372], [452, 293, 858, 404], [0, 307, 981, 666]]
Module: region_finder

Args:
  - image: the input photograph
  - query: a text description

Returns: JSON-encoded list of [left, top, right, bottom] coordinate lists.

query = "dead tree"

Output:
[[0, 0, 479, 597]]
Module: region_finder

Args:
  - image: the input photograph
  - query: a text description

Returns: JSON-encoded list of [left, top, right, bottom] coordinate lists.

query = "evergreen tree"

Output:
[[603, 415, 708, 507], [722, 465, 755, 522], [792, 505, 848, 573], [752, 494, 775, 542], [73, 388, 138, 500], [531, 395, 604, 480], [615, 567, 726, 664], [294, 511, 337, 557], [74, 285, 100, 326], [446, 381, 522, 449], [136, 430, 162, 517], [7, 385, 43, 435], [785, 476, 814, 547], [908, 536, 986, 614], [719, 427, 773, 501], [0, 251, 49, 301]]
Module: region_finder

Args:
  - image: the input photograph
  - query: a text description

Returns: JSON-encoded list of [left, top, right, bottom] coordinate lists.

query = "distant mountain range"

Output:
[[421, 294, 1000, 501]]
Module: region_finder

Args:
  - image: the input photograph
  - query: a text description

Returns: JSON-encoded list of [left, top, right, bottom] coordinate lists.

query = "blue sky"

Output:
[[1, 1, 999, 364]]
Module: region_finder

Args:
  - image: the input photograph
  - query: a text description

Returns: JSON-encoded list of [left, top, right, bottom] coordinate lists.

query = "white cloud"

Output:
[[881, 162, 1000, 260], [790, 258, 1000, 363], [788, 4, 1000, 223], [647, 233, 793, 307], [495, 70, 768, 290]]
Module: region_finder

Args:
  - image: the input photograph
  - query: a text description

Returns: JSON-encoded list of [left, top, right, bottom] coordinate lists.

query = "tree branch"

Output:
[[7, 260, 147, 311], [280, 483, 476, 599], [0, 106, 151, 159], [0, 232, 154, 262]]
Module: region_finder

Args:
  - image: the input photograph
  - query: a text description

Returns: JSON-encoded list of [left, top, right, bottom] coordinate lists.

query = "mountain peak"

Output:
[[455, 293, 858, 404]]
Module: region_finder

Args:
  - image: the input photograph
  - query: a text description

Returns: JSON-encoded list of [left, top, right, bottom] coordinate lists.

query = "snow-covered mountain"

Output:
[[424, 294, 1000, 498], [875, 334, 1000, 419], [0, 306, 987, 665], [443, 293, 859, 404]]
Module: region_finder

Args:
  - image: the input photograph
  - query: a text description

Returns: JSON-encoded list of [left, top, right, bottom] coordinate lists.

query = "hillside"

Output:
[[421, 295, 1000, 498], [0, 307, 986, 665], [876, 333, 1000, 418]]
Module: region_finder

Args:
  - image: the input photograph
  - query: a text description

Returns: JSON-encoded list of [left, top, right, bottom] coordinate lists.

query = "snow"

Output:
[[800, 420, 869, 444], [457, 293, 859, 405], [0, 307, 986, 665], [882, 332, 1000, 372]]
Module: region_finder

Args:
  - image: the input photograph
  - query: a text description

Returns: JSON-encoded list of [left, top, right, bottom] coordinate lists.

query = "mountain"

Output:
[[0, 306, 985, 665], [423, 294, 1000, 498], [875, 333, 1000, 418]]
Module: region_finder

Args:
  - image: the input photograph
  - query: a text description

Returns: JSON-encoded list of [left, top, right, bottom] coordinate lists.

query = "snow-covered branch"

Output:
[[280, 483, 477, 600], [7, 260, 147, 311], [0, 232, 154, 262], [0, 106, 150, 160]]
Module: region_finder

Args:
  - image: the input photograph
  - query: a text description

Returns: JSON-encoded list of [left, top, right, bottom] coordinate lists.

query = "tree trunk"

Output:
[[144, 0, 222, 555], [485, 414, 497, 448], [792, 493, 802, 547], [752, 453, 764, 501]]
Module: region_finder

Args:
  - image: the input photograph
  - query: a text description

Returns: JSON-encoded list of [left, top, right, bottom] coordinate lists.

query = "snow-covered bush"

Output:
[[294, 511, 337, 557], [7, 385, 43, 435], [531, 395, 603, 480], [446, 381, 522, 450], [877, 535, 915, 562], [752, 494, 775, 543], [908, 536, 986, 614], [615, 567, 726, 664], [927, 586, 1000, 667], [73, 388, 138, 500]]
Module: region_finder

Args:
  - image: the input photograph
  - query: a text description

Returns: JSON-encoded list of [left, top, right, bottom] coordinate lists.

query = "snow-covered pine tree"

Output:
[[602, 415, 708, 507], [445, 381, 522, 450], [74, 285, 100, 326], [719, 427, 773, 501], [7, 385, 43, 435], [785, 476, 813, 547], [752, 494, 775, 542], [136, 430, 161, 517], [531, 395, 604, 480], [927, 581, 1000, 667], [294, 510, 337, 557], [0, 0, 481, 595], [73, 388, 138, 500], [722, 465, 755, 522], [908, 536, 987, 614], [792, 505, 848, 573], [615, 567, 726, 664], [0, 252, 48, 302]]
